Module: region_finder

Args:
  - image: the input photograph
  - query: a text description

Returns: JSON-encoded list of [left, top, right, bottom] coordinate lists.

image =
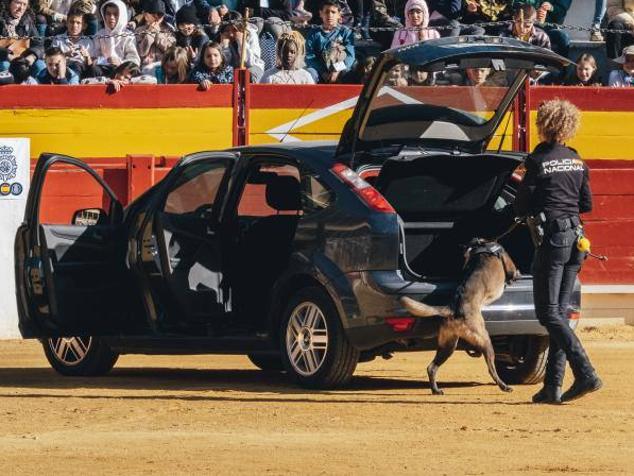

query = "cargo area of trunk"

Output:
[[373, 152, 534, 279]]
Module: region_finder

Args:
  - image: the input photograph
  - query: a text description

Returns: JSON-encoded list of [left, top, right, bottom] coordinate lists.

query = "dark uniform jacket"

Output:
[[514, 142, 592, 221]]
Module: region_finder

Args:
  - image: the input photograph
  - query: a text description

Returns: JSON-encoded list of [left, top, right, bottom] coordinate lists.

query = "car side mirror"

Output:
[[72, 208, 108, 226]]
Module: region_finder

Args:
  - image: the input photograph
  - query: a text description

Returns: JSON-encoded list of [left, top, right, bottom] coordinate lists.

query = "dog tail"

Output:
[[400, 297, 453, 319]]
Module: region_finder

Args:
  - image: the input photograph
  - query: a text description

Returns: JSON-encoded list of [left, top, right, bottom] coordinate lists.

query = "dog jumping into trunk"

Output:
[[401, 238, 521, 395]]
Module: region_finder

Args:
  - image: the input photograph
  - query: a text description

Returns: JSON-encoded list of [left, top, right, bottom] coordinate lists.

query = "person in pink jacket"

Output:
[[390, 0, 440, 49]]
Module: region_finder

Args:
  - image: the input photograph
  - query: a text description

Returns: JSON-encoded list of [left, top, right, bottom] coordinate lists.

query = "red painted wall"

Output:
[[22, 84, 634, 284]]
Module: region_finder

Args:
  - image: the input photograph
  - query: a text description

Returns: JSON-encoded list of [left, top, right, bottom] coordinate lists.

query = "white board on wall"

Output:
[[0, 139, 30, 339]]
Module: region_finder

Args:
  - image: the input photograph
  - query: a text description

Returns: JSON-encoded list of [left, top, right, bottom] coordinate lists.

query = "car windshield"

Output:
[[360, 62, 525, 147]]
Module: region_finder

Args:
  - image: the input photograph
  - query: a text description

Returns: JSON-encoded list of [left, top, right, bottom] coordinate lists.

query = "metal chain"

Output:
[[0, 19, 630, 42]]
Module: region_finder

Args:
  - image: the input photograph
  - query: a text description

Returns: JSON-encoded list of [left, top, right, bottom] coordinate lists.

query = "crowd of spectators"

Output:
[[0, 0, 632, 87]]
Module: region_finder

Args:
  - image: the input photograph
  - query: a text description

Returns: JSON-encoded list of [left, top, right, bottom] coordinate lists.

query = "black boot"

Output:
[[561, 374, 603, 402], [532, 385, 562, 404]]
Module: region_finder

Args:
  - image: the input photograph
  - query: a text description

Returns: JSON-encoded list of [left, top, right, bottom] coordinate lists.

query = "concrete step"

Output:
[[563, 0, 598, 41]]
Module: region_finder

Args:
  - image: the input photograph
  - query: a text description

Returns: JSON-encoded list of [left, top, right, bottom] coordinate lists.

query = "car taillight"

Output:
[[385, 317, 415, 332], [331, 163, 395, 213]]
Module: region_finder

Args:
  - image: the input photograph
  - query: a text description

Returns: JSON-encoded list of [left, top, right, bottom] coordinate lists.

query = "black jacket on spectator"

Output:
[[427, 0, 463, 20], [561, 68, 602, 87], [241, 0, 293, 20], [0, 11, 44, 60], [175, 29, 210, 52]]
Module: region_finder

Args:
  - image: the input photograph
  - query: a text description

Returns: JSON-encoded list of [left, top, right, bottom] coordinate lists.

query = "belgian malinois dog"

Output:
[[400, 239, 520, 395]]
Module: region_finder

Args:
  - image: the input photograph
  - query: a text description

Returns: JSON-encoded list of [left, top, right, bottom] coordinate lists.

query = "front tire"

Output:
[[43, 336, 119, 376], [495, 335, 549, 385], [280, 287, 359, 389]]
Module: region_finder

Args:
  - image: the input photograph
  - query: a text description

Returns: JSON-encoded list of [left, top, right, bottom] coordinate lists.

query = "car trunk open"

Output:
[[335, 36, 572, 166], [373, 153, 534, 279]]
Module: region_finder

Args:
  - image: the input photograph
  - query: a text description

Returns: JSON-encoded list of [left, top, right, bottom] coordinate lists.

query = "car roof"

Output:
[[229, 141, 338, 169]]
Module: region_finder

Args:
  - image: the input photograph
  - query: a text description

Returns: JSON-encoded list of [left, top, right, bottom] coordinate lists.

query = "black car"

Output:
[[15, 36, 579, 389]]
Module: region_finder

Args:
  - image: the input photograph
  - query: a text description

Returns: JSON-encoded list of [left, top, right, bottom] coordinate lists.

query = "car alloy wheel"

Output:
[[285, 302, 329, 377], [47, 337, 93, 366]]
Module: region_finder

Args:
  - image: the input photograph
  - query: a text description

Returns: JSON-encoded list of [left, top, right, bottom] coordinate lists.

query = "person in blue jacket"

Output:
[[37, 46, 79, 84], [305, 0, 355, 84]]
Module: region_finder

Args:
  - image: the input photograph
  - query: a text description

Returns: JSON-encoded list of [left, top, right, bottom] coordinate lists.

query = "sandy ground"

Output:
[[0, 326, 633, 475]]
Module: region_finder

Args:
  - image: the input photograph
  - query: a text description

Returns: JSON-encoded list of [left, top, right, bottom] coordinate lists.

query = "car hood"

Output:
[[335, 36, 572, 168]]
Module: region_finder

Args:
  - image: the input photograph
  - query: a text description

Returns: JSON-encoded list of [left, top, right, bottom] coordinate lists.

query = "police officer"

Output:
[[514, 99, 602, 404]]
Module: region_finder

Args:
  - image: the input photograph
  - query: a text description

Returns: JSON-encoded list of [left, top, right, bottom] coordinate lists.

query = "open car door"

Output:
[[15, 154, 127, 338], [133, 152, 237, 334]]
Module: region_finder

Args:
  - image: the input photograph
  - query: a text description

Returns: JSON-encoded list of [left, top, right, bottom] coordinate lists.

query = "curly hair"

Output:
[[536, 99, 581, 144], [276, 31, 306, 70]]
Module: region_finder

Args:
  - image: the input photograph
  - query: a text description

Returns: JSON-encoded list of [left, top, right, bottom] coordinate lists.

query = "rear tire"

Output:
[[495, 335, 549, 385], [43, 336, 119, 377], [280, 286, 359, 389], [247, 353, 285, 372]]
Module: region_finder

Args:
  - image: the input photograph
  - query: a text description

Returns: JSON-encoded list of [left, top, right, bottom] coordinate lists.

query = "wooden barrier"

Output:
[[9, 83, 634, 284], [0, 84, 235, 158], [527, 88, 634, 285]]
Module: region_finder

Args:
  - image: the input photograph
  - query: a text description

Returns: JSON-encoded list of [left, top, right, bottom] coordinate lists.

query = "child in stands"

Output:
[[8, 56, 37, 83], [219, 11, 265, 82], [609, 45, 634, 86], [135, 0, 176, 74], [189, 41, 233, 89], [305, 0, 355, 84], [563, 54, 602, 86], [155, 45, 189, 83], [261, 31, 314, 84], [93, 0, 141, 73], [50, 9, 95, 78], [390, 0, 439, 49], [37, 46, 79, 84], [174, 4, 209, 61]]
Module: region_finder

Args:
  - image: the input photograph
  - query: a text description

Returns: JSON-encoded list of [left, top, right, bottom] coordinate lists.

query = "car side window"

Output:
[[39, 162, 114, 226], [163, 161, 228, 215], [301, 174, 334, 215], [237, 163, 302, 217]]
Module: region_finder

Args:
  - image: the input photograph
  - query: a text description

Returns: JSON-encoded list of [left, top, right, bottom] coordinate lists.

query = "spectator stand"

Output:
[[564, 0, 612, 82]]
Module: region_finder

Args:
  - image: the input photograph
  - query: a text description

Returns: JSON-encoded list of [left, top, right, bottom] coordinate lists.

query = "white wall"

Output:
[[0, 139, 30, 338]]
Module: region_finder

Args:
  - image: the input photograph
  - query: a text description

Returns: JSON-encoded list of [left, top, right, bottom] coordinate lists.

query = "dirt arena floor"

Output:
[[1, 325, 633, 475]]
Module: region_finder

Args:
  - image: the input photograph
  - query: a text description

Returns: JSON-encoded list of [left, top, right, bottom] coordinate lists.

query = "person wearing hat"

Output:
[[135, 0, 176, 73], [391, 0, 439, 48], [609, 45, 634, 86], [175, 4, 209, 61]]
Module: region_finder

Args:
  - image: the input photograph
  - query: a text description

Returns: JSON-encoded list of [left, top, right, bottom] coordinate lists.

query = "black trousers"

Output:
[[532, 227, 595, 386], [428, 18, 485, 37], [606, 18, 634, 59]]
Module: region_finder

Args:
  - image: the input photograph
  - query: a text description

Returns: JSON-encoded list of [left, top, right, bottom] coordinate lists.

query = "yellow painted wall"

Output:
[[0, 107, 234, 158], [529, 111, 634, 160]]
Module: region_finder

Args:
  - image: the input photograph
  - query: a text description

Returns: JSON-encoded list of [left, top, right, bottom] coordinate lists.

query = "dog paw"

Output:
[[431, 389, 444, 395], [501, 385, 513, 393]]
